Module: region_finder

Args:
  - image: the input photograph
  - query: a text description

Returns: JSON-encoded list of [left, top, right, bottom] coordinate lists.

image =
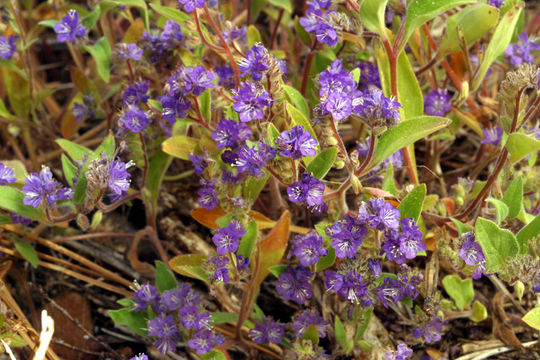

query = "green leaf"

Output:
[[302, 324, 319, 344], [0, 96, 13, 119], [83, 37, 111, 82], [38, 20, 59, 28], [522, 306, 540, 331], [438, 4, 499, 57], [401, 0, 475, 49], [82, 6, 101, 29], [0, 215, 12, 225], [381, 162, 397, 196], [0, 187, 45, 221], [398, 184, 426, 223], [294, 16, 312, 46], [283, 85, 310, 120], [146, 150, 172, 215], [247, 25, 262, 47], [161, 135, 199, 160], [359, 0, 388, 37], [486, 198, 509, 225], [315, 247, 335, 272], [169, 254, 210, 283], [450, 218, 469, 235], [355, 307, 373, 340], [267, 0, 292, 12], [61, 154, 78, 187], [199, 89, 212, 123], [506, 133, 540, 164], [442, 274, 474, 310], [472, 4, 523, 90], [268, 264, 288, 278], [286, 102, 318, 145], [155, 260, 177, 292], [516, 213, 540, 254], [111, 0, 149, 29], [502, 177, 523, 219], [367, 116, 451, 173], [210, 312, 239, 325], [334, 316, 348, 350], [471, 300, 488, 323], [56, 139, 92, 161], [475, 217, 519, 272], [149, 3, 189, 24], [243, 170, 269, 202], [109, 308, 147, 336], [238, 220, 258, 258], [14, 241, 38, 268], [201, 349, 228, 360], [305, 147, 338, 180]]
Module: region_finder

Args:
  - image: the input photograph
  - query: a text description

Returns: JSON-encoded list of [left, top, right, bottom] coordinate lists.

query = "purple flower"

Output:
[[481, 127, 503, 146], [276, 266, 313, 304], [357, 90, 402, 126], [232, 82, 272, 122], [160, 20, 184, 45], [287, 173, 327, 214], [276, 126, 318, 159], [118, 106, 152, 133], [399, 218, 426, 259], [72, 102, 89, 122], [161, 289, 183, 311], [376, 200, 401, 230], [123, 81, 150, 105], [249, 317, 286, 344], [10, 213, 31, 226], [324, 270, 344, 292], [315, 21, 339, 46], [423, 317, 444, 343], [213, 221, 246, 255], [369, 259, 382, 278], [239, 43, 270, 81], [178, 0, 205, 12], [459, 235, 485, 266], [161, 95, 191, 123], [356, 62, 381, 91], [327, 215, 367, 258], [325, 91, 353, 121], [117, 43, 143, 61], [22, 167, 73, 208], [108, 159, 131, 195], [424, 89, 452, 116], [179, 305, 199, 329], [382, 230, 407, 264], [53, 10, 86, 43], [211, 119, 252, 149], [0, 35, 16, 60], [375, 277, 404, 308], [337, 271, 368, 304], [130, 354, 148, 360], [148, 313, 180, 338], [189, 153, 208, 175], [505, 32, 540, 67], [0, 163, 17, 185], [291, 231, 328, 266], [215, 66, 236, 88], [534, 273, 540, 293], [133, 283, 159, 311], [197, 182, 218, 209], [167, 66, 215, 97], [188, 330, 214, 354], [487, 0, 503, 7], [225, 142, 275, 178], [223, 25, 247, 43], [292, 309, 328, 339], [385, 344, 413, 360]]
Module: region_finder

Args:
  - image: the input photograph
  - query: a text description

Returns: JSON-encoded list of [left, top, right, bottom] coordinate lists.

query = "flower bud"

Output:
[[76, 214, 89, 231], [514, 281, 525, 301]]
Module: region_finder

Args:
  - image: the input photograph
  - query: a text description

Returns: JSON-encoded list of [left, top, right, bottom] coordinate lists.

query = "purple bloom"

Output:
[[211, 119, 252, 149], [215, 66, 236, 88], [382, 230, 407, 264], [223, 25, 247, 43], [239, 43, 270, 81], [0, 35, 16, 60], [108, 159, 131, 195], [459, 236, 485, 266], [276, 126, 318, 159], [161, 288, 183, 311], [232, 82, 272, 122], [123, 81, 150, 105], [505, 32, 540, 67], [385, 344, 413, 360], [357, 90, 402, 126], [178, 0, 205, 12], [375, 277, 404, 308], [376, 200, 401, 230], [325, 91, 353, 121], [167, 66, 215, 97], [118, 106, 152, 133], [534, 273, 540, 293], [481, 127, 503, 146], [276, 266, 313, 304], [197, 182, 218, 209], [188, 330, 214, 354], [337, 270, 368, 304], [189, 153, 208, 175], [327, 215, 367, 258], [399, 218, 426, 259], [148, 314, 180, 339], [53, 10, 86, 43], [213, 221, 246, 255], [72, 102, 89, 122], [179, 305, 199, 329], [249, 317, 285, 344], [315, 21, 339, 46], [22, 167, 73, 208], [424, 317, 444, 343], [487, 0, 503, 7], [369, 259, 382, 278], [161, 95, 191, 123], [225, 142, 275, 178], [292, 309, 328, 338], [133, 283, 159, 311], [291, 231, 328, 266], [161, 20, 184, 45], [287, 173, 327, 214], [130, 354, 148, 360], [424, 89, 452, 116], [117, 43, 143, 61], [324, 270, 344, 292], [0, 163, 16, 185], [356, 62, 381, 91], [10, 213, 31, 226]]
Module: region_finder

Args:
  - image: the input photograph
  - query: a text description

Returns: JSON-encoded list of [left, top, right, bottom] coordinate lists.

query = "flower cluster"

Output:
[[276, 266, 313, 304], [238, 43, 270, 81], [299, 0, 341, 46], [249, 317, 286, 344], [459, 232, 486, 279], [287, 173, 327, 214], [178, 0, 205, 12], [232, 82, 272, 122], [412, 316, 445, 344], [116, 43, 143, 61], [355, 62, 381, 91], [222, 142, 276, 178], [505, 32, 540, 67], [54, 10, 86, 43], [211, 118, 252, 150], [424, 89, 452, 117], [291, 231, 328, 266], [276, 125, 317, 159], [292, 308, 328, 338], [132, 282, 224, 354], [22, 167, 73, 208], [212, 221, 246, 255], [141, 20, 184, 62]]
